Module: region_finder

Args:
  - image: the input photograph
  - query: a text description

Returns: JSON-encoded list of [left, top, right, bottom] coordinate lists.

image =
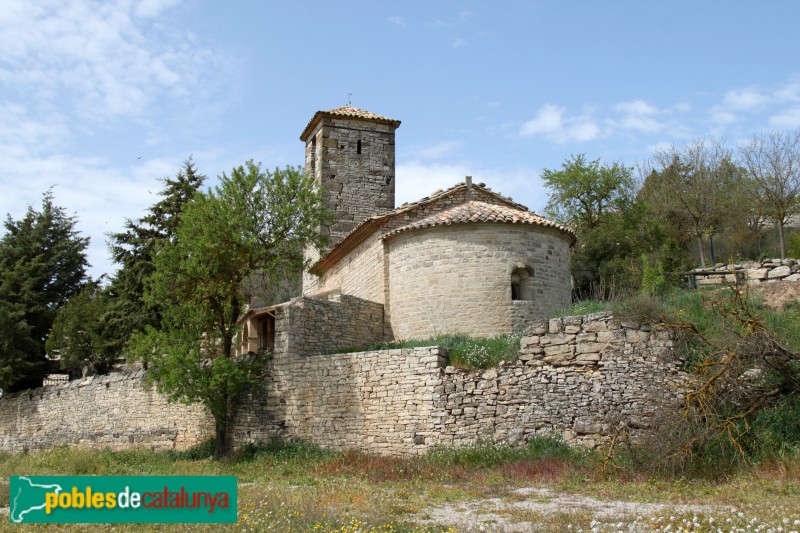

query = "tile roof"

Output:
[[310, 180, 576, 275], [300, 105, 401, 140], [384, 200, 576, 241]]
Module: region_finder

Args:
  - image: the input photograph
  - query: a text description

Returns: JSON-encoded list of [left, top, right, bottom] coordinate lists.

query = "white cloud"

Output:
[[769, 107, 800, 129], [134, 0, 181, 18], [613, 100, 658, 116], [521, 104, 563, 136], [520, 104, 598, 143], [396, 161, 472, 205], [0, 0, 230, 278], [611, 100, 664, 133], [396, 160, 548, 213], [722, 89, 770, 110], [774, 84, 800, 103], [0, 0, 224, 122], [387, 16, 405, 27], [452, 37, 467, 48]]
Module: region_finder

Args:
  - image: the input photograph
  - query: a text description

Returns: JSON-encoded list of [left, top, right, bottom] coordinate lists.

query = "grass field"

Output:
[[0, 440, 798, 532], [3, 287, 799, 531]]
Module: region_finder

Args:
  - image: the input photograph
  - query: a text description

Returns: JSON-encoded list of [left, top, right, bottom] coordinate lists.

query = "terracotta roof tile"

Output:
[[323, 105, 400, 123], [310, 180, 576, 275], [300, 105, 401, 140], [383, 200, 576, 241]]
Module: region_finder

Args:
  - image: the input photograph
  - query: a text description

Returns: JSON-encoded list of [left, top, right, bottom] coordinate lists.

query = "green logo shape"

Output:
[[10, 476, 237, 524]]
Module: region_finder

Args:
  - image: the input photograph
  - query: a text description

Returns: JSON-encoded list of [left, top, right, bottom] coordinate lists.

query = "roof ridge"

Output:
[[382, 199, 575, 241], [310, 182, 575, 275]]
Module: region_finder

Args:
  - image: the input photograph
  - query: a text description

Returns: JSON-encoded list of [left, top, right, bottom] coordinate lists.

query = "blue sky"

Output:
[[2, 1, 800, 278]]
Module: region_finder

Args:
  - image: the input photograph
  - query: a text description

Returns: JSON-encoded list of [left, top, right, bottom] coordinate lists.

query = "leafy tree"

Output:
[[46, 282, 116, 377], [739, 130, 800, 259], [129, 163, 329, 456], [542, 155, 657, 296], [645, 141, 741, 267], [105, 158, 205, 355], [542, 154, 636, 230], [0, 191, 89, 391]]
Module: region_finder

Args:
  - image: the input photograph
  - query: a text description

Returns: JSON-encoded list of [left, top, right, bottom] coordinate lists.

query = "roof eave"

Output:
[[300, 111, 402, 142]]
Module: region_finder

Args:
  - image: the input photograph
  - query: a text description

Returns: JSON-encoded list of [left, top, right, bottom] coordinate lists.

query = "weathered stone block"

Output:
[[575, 342, 606, 354], [769, 265, 791, 278], [544, 344, 574, 357], [625, 330, 650, 343]]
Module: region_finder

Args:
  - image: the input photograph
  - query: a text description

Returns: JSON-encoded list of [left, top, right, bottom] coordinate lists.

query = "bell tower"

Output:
[[300, 105, 401, 245]]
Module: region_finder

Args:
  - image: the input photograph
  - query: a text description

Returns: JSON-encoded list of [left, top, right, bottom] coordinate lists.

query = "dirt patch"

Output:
[[750, 281, 800, 310], [418, 487, 718, 532]]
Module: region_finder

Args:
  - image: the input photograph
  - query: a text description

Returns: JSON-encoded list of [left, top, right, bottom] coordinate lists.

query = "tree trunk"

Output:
[[696, 234, 707, 268], [778, 219, 787, 259], [214, 414, 227, 457]]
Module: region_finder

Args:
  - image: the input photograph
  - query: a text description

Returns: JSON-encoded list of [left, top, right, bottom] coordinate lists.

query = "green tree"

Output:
[[646, 141, 745, 267], [0, 191, 89, 391], [739, 130, 800, 259], [105, 158, 206, 355], [542, 154, 636, 230], [46, 282, 116, 377], [129, 162, 329, 456], [542, 155, 652, 296]]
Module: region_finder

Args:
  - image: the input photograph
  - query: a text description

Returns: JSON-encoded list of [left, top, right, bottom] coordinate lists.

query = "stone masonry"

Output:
[[691, 258, 800, 286], [0, 370, 214, 453], [302, 111, 399, 244], [386, 224, 572, 340], [434, 312, 688, 449], [0, 312, 688, 455]]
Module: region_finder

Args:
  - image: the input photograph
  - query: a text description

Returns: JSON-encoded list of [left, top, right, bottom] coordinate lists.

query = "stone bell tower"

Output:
[[300, 105, 401, 246]]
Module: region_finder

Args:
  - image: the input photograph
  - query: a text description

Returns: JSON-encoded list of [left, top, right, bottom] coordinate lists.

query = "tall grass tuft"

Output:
[[334, 334, 521, 370]]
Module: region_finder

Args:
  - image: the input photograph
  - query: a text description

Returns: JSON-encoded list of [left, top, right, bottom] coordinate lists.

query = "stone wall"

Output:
[[0, 313, 688, 456], [266, 347, 445, 455], [432, 312, 688, 449], [275, 294, 385, 357], [307, 233, 386, 305], [385, 224, 572, 340], [692, 258, 800, 286], [0, 371, 214, 453]]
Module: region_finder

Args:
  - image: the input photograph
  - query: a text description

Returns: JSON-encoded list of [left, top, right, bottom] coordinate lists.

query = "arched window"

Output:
[[511, 266, 534, 301]]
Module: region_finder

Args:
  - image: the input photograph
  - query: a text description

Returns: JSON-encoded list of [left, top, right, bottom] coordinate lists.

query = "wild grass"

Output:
[[333, 334, 521, 370], [0, 440, 798, 532]]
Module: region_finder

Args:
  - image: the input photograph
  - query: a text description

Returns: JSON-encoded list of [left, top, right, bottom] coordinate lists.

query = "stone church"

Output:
[[238, 105, 575, 355], [1, 107, 690, 457]]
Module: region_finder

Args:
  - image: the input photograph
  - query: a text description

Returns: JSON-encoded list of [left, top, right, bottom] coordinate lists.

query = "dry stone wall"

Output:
[[0, 371, 214, 453], [267, 347, 445, 455], [432, 312, 688, 449], [0, 312, 689, 456], [692, 258, 800, 286]]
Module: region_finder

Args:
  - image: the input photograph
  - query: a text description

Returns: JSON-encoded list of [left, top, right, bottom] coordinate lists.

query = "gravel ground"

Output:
[[417, 487, 718, 532]]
